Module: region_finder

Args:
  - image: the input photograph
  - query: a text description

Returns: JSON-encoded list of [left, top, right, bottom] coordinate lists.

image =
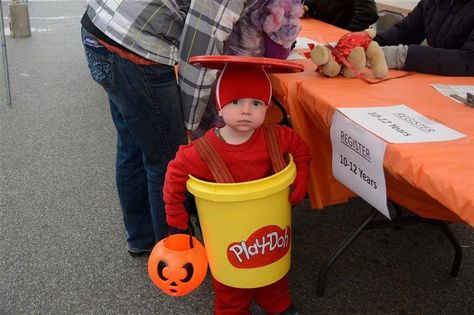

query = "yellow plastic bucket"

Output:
[[186, 155, 296, 288]]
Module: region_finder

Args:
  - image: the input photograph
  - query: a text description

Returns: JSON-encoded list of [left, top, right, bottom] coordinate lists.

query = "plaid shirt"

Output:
[[86, 0, 263, 130], [179, 0, 261, 130], [85, 0, 191, 66]]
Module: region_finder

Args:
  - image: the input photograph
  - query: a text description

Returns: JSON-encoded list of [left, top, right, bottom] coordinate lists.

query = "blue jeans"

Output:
[[81, 28, 186, 251]]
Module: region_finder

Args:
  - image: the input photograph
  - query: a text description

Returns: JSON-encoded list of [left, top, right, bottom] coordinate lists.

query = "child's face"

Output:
[[220, 98, 268, 132]]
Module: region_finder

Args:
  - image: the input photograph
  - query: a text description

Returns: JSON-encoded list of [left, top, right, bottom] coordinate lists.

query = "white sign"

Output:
[[331, 111, 390, 218], [431, 84, 473, 97], [294, 37, 319, 49], [287, 51, 306, 60], [294, 37, 337, 50], [337, 105, 465, 143], [431, 84, 474, 103]]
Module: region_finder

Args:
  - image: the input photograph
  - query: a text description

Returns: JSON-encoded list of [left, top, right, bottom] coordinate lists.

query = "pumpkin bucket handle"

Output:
[[168, 222, 196, 249], [149, 222, 208, 297]]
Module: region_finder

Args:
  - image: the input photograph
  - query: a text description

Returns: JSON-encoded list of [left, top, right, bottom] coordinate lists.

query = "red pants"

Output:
[[212, 274, 292, 315]]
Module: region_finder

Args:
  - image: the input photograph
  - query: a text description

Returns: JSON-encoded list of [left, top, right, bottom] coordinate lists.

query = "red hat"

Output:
[[189, 56, 304, 110], [215, 63, 271, 109]]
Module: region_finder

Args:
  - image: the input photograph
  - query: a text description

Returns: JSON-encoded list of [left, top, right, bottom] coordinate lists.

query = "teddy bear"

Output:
[[309, 29, 389, 79]]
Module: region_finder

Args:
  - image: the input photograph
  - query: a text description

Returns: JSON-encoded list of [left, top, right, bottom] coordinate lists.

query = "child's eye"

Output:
[[232, 100, 239, 105], [252, 100, 264, 107]]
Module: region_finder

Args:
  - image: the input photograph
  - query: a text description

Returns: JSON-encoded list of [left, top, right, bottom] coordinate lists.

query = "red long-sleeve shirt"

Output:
[[164, 125, 311, 215]]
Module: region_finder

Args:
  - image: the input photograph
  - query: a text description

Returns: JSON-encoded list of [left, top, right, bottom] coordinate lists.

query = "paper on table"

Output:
[[287, 51, 306, 60], [294, 37, 337, 50], [294, 37, 320, 49], [431, 84, 474, 103], [337, 105, 465, 143]]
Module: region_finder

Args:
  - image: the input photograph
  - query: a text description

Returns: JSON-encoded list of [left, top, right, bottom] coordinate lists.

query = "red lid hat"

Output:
[[189, 56, 304, 110]]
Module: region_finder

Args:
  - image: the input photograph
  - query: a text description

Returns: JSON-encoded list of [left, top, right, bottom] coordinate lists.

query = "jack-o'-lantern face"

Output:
[[148, 234, 208, 297]]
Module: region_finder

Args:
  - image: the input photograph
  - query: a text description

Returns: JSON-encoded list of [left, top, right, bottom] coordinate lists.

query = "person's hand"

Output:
[[166, 203, 189, 230], [185, 129, 192, 144], [301, 4, 309, 18], [166, 211, 189, 230], [380, 45, 408, 69], [289, 181, 307, 206]]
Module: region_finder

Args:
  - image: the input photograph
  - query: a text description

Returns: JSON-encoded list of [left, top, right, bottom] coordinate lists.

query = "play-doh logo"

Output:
[[227, 225, 291, 268]]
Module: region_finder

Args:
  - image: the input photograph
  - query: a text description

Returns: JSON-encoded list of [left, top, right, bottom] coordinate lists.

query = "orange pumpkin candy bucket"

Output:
[[148, 231, 208, 297]]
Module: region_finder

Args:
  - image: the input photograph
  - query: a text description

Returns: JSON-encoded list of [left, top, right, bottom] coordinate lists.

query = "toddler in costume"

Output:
[[163, 56, 310, 315]]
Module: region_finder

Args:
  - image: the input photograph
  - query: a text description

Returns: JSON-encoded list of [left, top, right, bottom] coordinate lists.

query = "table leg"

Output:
[[436, 221, 463, 277], [316, 208, 379, 297], [316, 204, 464, 297]]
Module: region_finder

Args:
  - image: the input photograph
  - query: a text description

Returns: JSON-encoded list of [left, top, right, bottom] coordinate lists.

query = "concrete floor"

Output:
[[0, 1, 473, 314]]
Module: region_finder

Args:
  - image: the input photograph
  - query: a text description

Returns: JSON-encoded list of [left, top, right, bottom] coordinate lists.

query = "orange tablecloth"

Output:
[[270, 19, 474, 226], [297, 74, 474, 226]]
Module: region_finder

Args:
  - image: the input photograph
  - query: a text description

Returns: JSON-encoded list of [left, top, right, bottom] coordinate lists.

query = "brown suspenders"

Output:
[[194, 136, 235, 183], [194, 125, 286, 183], [262, 125, 286, 174]]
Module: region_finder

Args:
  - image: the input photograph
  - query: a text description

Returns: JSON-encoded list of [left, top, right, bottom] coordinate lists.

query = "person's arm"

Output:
[[375, 0, 474, 76], [373, 1, 426, 46], [163, 147, 192, 230], [178, 0, 247, 131], [346, 0, 379, 31], [404, 29, 474, 76], [278, 126, 311, 205]]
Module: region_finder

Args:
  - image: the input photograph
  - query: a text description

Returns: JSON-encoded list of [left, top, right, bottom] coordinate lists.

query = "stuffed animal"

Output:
[[224, 0, 304, 59], [309, 29, 389, 79]]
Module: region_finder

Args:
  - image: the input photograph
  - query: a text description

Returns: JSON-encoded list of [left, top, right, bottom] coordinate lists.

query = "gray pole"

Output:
[[0, 0, 12, 105]]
